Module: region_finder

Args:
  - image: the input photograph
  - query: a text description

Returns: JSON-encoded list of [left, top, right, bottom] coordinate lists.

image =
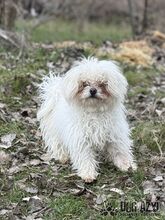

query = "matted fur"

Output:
[[37, 57, 137, 182]]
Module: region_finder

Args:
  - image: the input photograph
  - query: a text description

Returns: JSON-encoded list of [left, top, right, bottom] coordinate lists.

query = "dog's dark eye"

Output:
[[99, 83, 105, 88], [83, 82, 89, 87]]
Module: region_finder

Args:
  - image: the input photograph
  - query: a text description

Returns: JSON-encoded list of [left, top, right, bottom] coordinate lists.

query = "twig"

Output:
[[0, 28, 19, 47], [153, 131, 163, 157]]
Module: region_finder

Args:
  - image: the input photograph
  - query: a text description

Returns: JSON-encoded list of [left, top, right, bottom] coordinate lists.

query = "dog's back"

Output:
[[37, 75, 62, 121]]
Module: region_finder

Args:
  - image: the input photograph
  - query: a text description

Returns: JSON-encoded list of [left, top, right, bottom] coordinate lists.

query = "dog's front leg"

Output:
[[107, 142, 137, 171], [69, 144, 98, 183]]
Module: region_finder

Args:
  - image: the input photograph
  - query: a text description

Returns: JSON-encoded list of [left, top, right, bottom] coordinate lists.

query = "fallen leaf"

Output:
[[22, 197, 31, 202], [142, 181, 156, 195], [110, 188, 124, 195], [8, 165, 22, 174], [160, 97, 165, 104], [0, 133, 16, 149], [0, 151, 10, 164], [63, 173, 77, 178], [25, 187, 38, 194], [0, 102, 6, 108], [153, 176, 163, 182], [95, 194, 107, 205], [70, 188, 86, 196], [27, 196, 43, 213], [29, 159, 41, 166], [155, 109, 163, 116], [40, 153, 51, 163], [0, 209, 10, 215]]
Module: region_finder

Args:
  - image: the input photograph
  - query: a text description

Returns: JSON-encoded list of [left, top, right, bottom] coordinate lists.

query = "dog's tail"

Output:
[[37, 74, 61, 121]]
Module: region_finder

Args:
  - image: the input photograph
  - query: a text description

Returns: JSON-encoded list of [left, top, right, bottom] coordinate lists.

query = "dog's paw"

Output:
[[83, 177, 96, 183], [114, 155, 137, 172], [59, 158, 69, 164], [59, 154, 69, 164], [130, 162, 137, 171], [79, 171, 98, 183]]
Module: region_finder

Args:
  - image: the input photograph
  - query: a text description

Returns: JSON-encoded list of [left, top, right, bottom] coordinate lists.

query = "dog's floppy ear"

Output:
[[101, 60, 128, 101], [62, 68, 79, 102]]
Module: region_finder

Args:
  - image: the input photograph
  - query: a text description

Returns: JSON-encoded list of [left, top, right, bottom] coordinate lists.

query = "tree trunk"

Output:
[[0, 0, 18, 30], [127, 0, 141, 37], [127, 0, 136, 37], [142, 0, 148, 32]]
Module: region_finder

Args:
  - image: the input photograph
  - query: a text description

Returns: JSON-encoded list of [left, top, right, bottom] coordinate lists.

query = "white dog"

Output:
[[37, 57, 137, 182]]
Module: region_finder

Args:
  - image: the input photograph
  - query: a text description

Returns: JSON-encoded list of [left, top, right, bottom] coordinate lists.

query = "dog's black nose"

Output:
[[90, 88, 97, 96]]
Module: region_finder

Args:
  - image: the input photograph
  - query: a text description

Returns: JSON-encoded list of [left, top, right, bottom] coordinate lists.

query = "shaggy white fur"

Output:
[[37, 57, 137, 182]]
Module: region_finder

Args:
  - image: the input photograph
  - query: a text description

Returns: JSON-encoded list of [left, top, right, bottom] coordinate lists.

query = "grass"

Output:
[[0, 24, 164, 218], [0, 121, 24, 136], [8, 186, 28, 203], [45, 195, 90, 220], [155, 90, 165, 99], [124, 68, 158, 86], [44, 194, 164, 220], [132, 121, 165, 152], [16, 19, 132, 44], [128, 86, 149, 98]]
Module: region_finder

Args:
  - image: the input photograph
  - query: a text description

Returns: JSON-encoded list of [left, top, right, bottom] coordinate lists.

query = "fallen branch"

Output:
[[0, 28, 30, 58], [0, 28, 19, 47], [0, 28, 29, 49]]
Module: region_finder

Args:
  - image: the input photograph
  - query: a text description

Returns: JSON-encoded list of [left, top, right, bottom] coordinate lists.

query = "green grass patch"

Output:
[[132, 121, 165, 152], [44, 195, 91, 220], [124, 68, 157, 86], [131, 169, 145, 186], [155, 90, 165, 99], [16, 19, 132, 44], [8, 186, 28, 203], [0, 48, 57, 109], [0, 121, 25, 136], [128, 86, 149, 98]]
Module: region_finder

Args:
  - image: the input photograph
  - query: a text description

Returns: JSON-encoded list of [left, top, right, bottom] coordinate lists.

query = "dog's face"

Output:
[[77, 80, 110, 100], [63, 58, 128, 111]]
